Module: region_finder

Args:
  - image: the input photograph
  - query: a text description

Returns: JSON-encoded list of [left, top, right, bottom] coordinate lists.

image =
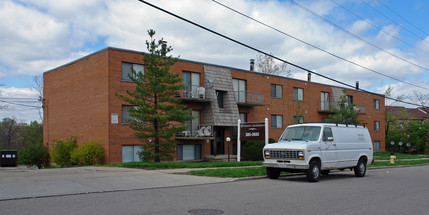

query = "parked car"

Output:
[[263, 123, 373, 182]]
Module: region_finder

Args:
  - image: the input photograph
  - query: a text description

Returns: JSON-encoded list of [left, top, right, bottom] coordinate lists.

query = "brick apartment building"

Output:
[[43, 47, 385, 164]]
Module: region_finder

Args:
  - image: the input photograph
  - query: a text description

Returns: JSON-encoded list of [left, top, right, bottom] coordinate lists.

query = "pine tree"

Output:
[[116, 30, 192, 162]]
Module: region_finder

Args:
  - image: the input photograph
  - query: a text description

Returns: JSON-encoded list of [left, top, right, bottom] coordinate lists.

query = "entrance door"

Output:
[[212, 127, 225, 155]]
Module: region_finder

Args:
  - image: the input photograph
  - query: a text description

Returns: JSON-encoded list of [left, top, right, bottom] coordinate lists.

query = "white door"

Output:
[[321, 127, 336, 168]]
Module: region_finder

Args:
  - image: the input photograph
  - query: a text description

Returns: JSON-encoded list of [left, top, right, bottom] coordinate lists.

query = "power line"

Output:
[[288, 0, 429, 72], [329, 0, 429, 55], [0, 99, 41, 108], [375, 0, 429, 38], [361, 0, 428, 42], [211, 0, 429, 91]]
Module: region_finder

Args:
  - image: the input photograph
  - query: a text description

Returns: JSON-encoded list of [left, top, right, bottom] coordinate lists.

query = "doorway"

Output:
[[212, 127, 225, 155]]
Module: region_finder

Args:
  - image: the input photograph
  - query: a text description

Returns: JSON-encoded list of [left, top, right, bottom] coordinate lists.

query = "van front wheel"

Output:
[[306, 160, 321, 182], [266, 167, 280, 179], [354, 158, 367, 177]]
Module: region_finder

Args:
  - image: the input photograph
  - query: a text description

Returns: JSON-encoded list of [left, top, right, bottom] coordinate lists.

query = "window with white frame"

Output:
[[271, 115, 283, 128], [177, 144, 201, 160], [239, 112, 247, 123], [374, 141, 380, 151], [233, 79, 246, 103], [293, 87, 303, 101], [374, 99, 380, 110], [321, 92, 330, 111], [122, 105, 138, 124], [271, 84, 282, 98], [183, 110, 201, 136], [182, 71, 201, 98], [374, 121, 380, 131], [347, 95, 353, 105], [122, 62, 144, 81], [122, 145, 142, 163]]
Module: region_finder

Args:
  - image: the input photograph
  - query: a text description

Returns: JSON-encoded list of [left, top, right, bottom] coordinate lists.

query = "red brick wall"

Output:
[[44, 48, 386, 164], [43, 49, 110, 161]]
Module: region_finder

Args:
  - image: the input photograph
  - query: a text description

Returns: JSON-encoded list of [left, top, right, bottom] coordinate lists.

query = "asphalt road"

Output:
[[1, 165, 429, 215]]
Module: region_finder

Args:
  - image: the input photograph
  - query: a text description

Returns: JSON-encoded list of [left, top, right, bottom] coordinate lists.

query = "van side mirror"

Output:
[[327, 137, 334, 141]]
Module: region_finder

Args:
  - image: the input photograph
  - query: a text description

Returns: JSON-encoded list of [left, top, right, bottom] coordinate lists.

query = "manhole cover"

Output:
[[188, 209, 224, 215]]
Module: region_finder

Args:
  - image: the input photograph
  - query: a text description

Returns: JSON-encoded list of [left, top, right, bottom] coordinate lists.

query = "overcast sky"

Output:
[[1, 0, 429, 123]]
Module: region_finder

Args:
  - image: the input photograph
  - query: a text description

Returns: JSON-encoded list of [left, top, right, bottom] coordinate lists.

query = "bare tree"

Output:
[[0, 84, 8, 110], [33, 76, 44, 121], [256, 53, 291, 77], [409, 91, 429, 107]]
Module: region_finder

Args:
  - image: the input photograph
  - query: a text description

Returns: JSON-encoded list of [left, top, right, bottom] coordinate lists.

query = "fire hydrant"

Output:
[[390, 152, 397, 164]]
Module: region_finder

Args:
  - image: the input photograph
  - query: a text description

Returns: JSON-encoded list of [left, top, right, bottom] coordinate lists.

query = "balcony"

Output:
[[318, 101, 366, 114], [176, 85, 211, 103], [175, 124, 214, 140], [235, 91, 264, 106]]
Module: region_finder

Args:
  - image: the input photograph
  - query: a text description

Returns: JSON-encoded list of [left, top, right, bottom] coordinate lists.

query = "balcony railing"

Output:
[[177, 85, 210, 102], [318, 101, 366, 114], [175, 124, 214, 139], [235, 91, 264, 106]]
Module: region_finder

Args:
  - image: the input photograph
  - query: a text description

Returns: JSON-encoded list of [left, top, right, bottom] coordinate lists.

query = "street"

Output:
[[1, 165, 428, 215]]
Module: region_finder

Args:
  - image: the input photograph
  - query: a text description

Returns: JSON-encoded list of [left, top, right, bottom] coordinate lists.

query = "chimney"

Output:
[[307, 72, 311, 82], [250, 59, 255, 71], [161, 41, 167, 56], [356, 81, 359, 90]]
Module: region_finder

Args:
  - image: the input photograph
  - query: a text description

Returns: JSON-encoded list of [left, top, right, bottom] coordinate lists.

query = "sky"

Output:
[[1, 0, 429, 123]]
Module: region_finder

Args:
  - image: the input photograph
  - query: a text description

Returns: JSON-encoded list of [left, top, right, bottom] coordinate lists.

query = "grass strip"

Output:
[[106, 161, 263, 169], [188, 167, 267, 178]]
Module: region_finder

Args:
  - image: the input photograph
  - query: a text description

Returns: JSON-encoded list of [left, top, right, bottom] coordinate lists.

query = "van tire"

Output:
[[354, 158, 367, 177], [306, 160, 321, 182], [321, 170, 330, 176], [266, 167, 280, 179]]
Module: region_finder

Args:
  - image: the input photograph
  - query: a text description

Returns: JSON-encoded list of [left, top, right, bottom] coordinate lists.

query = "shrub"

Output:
[[243, 140, 265, 161], [18, 143, 50, 168], [51, 137, 78, 167], [70, 141, 105, 165]]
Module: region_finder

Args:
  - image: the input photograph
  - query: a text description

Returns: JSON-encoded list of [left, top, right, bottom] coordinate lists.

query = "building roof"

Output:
[[386, 106, 429, 121]]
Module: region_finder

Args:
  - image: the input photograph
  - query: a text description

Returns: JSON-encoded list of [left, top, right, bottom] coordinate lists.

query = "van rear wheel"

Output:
[[306, 160, 321, 182], [354, 158, 367, 177], [266, 167, 280, 179]]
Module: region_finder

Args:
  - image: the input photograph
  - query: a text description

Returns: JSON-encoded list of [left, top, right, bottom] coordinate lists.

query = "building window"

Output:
[[374, 141, 380, 151], [374, 121, 380, 131], [294, 116, 304, 124], [122, 62, 144, 81], [347, 95, 353, 105], [216, 90, 226, 108], [177, 144, 201, 160], [239, 113, 247, 123], [122, 105, 138, 124], [293, 87, 304, 101], [182, 71, 201, 98], [271, 84, 282, 98], [122, 145, 142, 163], [183, 110, 201, 136], [321, 92, 330, 111], [374, 99, 380, 110], [233, 79, 246, 103], [271, 115, 283, 128]]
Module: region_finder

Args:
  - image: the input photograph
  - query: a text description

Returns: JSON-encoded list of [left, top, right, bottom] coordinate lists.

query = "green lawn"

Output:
[[99, 151, 429, 178], [106, 160, 262, 169]]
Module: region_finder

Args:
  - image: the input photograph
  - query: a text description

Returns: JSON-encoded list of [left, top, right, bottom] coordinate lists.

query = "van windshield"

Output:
[[280, 126, 321, 142]]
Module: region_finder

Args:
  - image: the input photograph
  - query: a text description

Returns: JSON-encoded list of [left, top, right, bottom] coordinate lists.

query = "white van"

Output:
[[263, 123, 373, 182]]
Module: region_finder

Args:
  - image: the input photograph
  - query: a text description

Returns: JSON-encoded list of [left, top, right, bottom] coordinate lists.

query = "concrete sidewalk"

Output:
[[0, 166, 235, 201]]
